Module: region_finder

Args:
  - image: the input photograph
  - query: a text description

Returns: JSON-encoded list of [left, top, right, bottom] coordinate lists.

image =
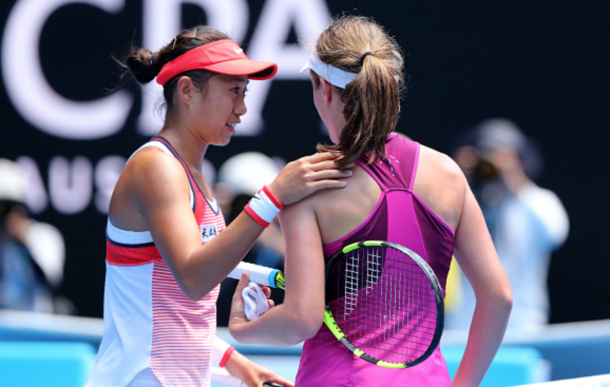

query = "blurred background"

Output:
[[0, 0, 608, 386]]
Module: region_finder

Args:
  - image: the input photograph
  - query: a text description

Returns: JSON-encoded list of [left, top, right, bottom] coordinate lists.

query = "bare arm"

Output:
[[224, 350, 294, 387], [121, 150, 349, 301], [451, 184, 513, 387], [228, 198, 325, 346]]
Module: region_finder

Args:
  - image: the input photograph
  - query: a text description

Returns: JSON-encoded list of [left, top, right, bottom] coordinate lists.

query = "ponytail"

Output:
[[315, 16, 404, 168]]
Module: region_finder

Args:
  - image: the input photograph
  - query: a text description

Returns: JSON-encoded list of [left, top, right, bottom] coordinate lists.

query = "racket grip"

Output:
[[228, 262, 281, 288]]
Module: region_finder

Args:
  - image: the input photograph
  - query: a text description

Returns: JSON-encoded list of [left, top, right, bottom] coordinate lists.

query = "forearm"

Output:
[[451, 296, 512, 387], [179, 212, 264, 300], [231, 304, 317, 347]]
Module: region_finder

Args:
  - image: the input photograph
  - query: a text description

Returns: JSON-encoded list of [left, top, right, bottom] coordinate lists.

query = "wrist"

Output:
[[224, 349, 247, 375], [219, 346, 236, 368], [244, 185, 284, 228]]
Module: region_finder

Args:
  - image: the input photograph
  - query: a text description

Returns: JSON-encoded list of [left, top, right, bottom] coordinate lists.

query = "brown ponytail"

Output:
[[314, 16, 404, 168], [118, 26, 230, 119]]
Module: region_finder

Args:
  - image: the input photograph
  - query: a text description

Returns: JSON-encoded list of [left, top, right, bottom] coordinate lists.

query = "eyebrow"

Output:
[[222, 75, 248, 85]]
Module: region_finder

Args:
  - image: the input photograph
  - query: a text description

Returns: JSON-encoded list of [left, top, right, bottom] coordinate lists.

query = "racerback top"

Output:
[[86, 136, 226, 387], [296, 134, 455, 387]]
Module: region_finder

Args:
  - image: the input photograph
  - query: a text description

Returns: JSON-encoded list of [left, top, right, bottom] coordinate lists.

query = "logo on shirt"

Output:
[[200, 224, 219, 243]]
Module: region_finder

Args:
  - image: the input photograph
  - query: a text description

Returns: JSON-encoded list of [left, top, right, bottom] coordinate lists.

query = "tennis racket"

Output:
[[324, 241, 444, 368], [211, 367, 282, 387], [228, 241, 444, 368]]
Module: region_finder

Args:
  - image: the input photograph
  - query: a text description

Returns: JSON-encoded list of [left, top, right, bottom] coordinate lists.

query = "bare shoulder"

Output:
[[418, 145, 465, 186], [109, 147, 191, 228], [414, 145, 467, 230], [124, 147, 188, 195]]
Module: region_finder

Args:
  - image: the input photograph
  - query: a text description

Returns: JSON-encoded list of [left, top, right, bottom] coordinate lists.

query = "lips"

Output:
[[226, 122, 238, 133]]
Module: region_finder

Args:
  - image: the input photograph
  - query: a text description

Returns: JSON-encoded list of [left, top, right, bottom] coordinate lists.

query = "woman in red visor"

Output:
[[86, 25, 351, 387]]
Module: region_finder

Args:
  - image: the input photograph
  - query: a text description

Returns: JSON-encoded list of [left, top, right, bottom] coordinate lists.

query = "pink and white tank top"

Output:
[[87, 136, 226, 387]]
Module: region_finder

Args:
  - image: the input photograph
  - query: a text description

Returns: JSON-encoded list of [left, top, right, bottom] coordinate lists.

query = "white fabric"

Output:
[[248, 189, 281, 224], [242, 282, 269, 321], [125, 368, 162, 387], [86, 262, 155, 387], [300, 54, 358, 89], [107, 220, 153, 245], [446, 182, 569, 331], [211, 336, 232, 368]]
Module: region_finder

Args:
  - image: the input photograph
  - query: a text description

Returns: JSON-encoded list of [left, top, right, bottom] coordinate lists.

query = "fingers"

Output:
[[263, 373, 294, 387], [301, 151, 341, 164], [311, 168, 353, 181], [309, 179, 348, 192], [232, 271, 250, 304], [262, 286, 272, 299], [309, 159, 353, 172], [267, 299, 275, 309]]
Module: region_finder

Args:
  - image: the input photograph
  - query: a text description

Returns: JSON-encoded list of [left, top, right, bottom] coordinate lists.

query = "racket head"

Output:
[[323, 240, 444, 368]]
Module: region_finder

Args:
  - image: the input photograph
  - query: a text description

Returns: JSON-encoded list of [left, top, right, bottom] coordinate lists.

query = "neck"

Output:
[[157, 121, 209, 171]]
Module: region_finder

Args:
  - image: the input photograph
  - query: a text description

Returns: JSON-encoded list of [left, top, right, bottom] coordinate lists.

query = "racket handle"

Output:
[[228, 262, 281, 288], [211, 367, 245, 386]]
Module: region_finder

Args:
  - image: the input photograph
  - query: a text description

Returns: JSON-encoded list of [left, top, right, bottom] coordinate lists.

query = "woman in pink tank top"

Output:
[[229, 16, 513, 387]]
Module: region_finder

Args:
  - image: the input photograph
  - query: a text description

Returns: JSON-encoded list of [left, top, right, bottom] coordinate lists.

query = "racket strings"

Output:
[[331, 246, 439, 365]]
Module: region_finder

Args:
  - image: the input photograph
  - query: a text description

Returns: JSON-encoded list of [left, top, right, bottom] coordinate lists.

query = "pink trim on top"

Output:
[[413, 193, 456, 236], [356, 159, 388, 193], [408, 142, 420, 190]]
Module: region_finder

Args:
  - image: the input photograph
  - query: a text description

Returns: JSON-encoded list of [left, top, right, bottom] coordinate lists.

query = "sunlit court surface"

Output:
[[0, 0, 608, 386]]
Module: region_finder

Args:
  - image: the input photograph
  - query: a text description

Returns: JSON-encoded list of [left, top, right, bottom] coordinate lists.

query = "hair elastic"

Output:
[[360, 51, 374, 65]]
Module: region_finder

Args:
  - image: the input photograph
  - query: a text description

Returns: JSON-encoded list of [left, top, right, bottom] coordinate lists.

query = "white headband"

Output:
[[300, 54, 358, 89]]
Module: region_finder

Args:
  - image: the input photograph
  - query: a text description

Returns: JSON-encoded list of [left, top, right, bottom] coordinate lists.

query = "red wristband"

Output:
[[262, 185, 284, 209], [219, 346, 236, 368], [244, 204, 271, 228], [243, 185, 282, 228]]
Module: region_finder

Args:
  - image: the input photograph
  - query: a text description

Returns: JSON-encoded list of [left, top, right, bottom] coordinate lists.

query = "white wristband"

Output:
[[244, 186, 283, 228]]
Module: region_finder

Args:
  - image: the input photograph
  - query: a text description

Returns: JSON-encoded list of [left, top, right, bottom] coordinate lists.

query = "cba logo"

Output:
[[2, 0, 331, 140]]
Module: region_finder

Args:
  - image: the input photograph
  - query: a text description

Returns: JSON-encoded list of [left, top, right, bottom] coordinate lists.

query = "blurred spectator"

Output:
[[0, 159, 71, 314], [446, 119, 569, 331], [214, 152, 285, 326]]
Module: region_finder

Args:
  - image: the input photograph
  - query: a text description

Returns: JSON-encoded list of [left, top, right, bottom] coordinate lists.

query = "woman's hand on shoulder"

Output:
[[268, 152, 353, 205]]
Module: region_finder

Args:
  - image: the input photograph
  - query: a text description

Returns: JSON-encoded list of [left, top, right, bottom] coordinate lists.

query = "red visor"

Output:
[[156, 39, 278, 86]]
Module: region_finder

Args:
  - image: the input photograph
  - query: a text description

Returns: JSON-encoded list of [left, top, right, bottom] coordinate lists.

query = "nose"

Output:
[[234, 95, 247, 117]]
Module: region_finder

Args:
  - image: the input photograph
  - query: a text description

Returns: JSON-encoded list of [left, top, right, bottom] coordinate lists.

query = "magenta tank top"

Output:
[[296, 134, 455, 387]]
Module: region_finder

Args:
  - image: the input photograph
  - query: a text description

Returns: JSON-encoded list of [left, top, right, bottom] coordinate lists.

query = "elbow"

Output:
[[502, 288, 513, 315], [179, 275, 212, 302], [474, 283, 513, 318], [495, 285, 513, 317], [291, 311, 324, 342]]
